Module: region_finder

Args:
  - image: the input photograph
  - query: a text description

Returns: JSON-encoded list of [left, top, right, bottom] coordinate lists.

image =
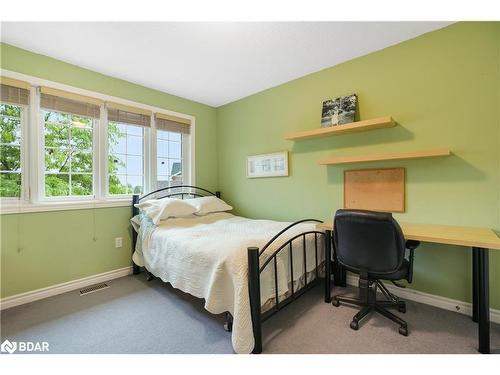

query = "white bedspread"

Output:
[[133, 212, 324, 354]]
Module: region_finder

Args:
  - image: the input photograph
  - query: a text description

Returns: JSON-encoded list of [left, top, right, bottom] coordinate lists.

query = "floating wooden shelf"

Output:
[[285, 116, 395, 141], [318, 148, 451, 165]]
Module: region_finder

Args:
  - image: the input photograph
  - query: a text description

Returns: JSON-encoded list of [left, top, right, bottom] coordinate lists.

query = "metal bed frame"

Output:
[[131, 185, 326, 354]]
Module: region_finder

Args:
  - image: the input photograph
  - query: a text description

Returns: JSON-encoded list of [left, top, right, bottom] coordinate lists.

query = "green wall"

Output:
[[1, 207, 132, 295], [216, 22, 500, 308], [0, 43, 218, 298]]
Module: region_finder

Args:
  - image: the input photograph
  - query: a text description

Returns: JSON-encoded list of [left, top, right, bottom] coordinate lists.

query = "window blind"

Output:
[[1, 77, 30, 105], [107, 102, 151, 127], [155, 113, 190, 134], [40, 87, 102, 118]]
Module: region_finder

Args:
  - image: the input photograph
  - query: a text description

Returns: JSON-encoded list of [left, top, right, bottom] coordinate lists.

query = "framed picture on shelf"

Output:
[[247, 151, 289, 178], [321, 93, 357, 127]]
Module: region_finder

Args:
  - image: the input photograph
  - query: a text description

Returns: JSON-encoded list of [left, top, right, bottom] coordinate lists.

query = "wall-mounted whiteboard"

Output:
[[247, 151, 289, 178]]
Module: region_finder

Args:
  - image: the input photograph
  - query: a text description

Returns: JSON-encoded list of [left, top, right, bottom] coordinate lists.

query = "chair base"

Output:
[[332, 280, 409, 336]]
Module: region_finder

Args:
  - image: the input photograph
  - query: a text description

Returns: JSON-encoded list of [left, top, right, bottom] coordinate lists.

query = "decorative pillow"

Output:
[[134, 198, 197, 224], [188, 196, 233, 216]]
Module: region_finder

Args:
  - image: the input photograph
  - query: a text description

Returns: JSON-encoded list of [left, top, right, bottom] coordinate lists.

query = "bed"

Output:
[[131, 185, 326, 354]]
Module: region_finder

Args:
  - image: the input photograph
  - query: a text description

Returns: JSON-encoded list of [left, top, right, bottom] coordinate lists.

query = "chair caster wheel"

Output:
[[398, 305, 406, 313], [398, 326, 408, 336], [332, 299, 340, 307], [350, 320, 359, 331]]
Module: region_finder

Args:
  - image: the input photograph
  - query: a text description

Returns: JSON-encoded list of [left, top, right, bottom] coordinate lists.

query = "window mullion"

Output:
[[182, 132, 191, 185], [98, 105, 108, 200], [68, 128, 72, 197], [30, 86, 44, 203], [91, 118, 98, 199], [186, 119, 194, 185], [149, 117, 157, 192], [20, 107, 29, 201]]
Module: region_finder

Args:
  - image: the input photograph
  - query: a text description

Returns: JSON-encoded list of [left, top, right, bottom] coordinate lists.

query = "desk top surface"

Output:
[[316, 222, 500, 250]]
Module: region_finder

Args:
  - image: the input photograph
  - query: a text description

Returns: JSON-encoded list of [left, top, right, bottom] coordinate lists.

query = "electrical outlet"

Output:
[[115, 237, 123, 248]]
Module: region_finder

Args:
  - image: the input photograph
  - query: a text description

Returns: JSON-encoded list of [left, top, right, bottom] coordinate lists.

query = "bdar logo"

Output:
[[1, 339, 17, 354]]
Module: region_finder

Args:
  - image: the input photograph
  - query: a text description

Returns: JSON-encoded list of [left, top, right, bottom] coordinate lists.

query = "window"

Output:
[[43, 111, 94, 197], [1, 80, 29, 199], [0, 74, 193, 213], [157, 129, 183, 188], [40, 87, 101, 199], [107, 103, 151, 196], [154, 113, 190, 190], [0, 103, 23, 198], [108, 122, 145, 195]]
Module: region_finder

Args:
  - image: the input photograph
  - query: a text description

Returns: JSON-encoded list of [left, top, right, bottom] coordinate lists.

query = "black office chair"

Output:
[[332, 209, 420, 336]]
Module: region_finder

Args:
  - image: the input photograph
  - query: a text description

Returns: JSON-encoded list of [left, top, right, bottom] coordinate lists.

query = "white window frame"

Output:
[[0, 102, 29, 202], [154, 128, 190, 191], [39, 109, 98, 202], [0, 69, 195, 214], [104, 120, 151, 199]]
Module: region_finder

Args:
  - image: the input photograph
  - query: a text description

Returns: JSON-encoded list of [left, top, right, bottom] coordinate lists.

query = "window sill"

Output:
[[0, 198, 132, 215]]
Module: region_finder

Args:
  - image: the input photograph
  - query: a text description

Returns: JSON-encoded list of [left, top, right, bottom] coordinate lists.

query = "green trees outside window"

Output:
[[0, 104, 22, 198], [1, 103, 183, 200], [44, 110, 94, 197]]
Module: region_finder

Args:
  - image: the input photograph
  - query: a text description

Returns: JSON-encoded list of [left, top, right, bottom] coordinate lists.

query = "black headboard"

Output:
[[132, 185, 220, 217], [131, 185, 220, 274]]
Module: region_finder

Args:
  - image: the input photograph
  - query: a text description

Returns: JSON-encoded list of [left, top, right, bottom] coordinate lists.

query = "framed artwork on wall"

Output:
[[247, 151, 289, 178]]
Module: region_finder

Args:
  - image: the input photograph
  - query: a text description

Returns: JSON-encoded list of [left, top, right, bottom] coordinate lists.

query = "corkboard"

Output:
[[344, 168, 405, 212]]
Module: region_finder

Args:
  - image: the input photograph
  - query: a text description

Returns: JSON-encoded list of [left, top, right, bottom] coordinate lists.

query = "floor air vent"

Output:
[[79, 283, 109, 296]]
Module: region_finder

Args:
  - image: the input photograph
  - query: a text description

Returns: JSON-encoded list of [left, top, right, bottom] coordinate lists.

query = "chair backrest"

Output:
[[333, 209, 406, 275]]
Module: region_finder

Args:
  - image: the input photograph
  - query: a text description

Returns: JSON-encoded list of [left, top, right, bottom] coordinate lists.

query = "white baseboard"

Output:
[[0, 266, 133, 310], [344, 274, 500, 324]]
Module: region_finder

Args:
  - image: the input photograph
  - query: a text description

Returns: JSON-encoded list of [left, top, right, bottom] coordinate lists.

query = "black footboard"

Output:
[[247, 219, 325, 354]]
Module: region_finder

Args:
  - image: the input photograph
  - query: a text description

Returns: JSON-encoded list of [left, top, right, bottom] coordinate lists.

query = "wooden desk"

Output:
[[318, 221, 500, 354]]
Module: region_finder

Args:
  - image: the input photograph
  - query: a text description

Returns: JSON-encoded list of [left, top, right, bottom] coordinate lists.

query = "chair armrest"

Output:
[[405, 240, 420, 283]]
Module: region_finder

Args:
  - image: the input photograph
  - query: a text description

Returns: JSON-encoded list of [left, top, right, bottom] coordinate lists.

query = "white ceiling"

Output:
[[1, 22, 451, 107]]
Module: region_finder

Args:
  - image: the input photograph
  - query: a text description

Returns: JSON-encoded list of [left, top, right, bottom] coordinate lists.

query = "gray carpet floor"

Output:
[[1, 274, 499, 354]]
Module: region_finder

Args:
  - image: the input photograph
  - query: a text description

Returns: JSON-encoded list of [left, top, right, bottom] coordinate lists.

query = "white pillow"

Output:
[[135, 198, 197, 224], [188, 196, 233, 216]]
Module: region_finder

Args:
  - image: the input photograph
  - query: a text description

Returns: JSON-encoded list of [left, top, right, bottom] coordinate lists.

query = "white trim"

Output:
[[344, 274, 500, 324], [181, 133, 190, 184], [150, 115, 158, 190], [0, 266, 132, 310], [20, 106, 29, 200], [0, 198, 132, 214], [91, 116, 100, 199], [189, 118, 195, 185], [101, 103, 110, 198], [35, 87, 45, 201], [97, 103, 106, 200], [144, 126, 151, 194], [31, 87, 42, 202]]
